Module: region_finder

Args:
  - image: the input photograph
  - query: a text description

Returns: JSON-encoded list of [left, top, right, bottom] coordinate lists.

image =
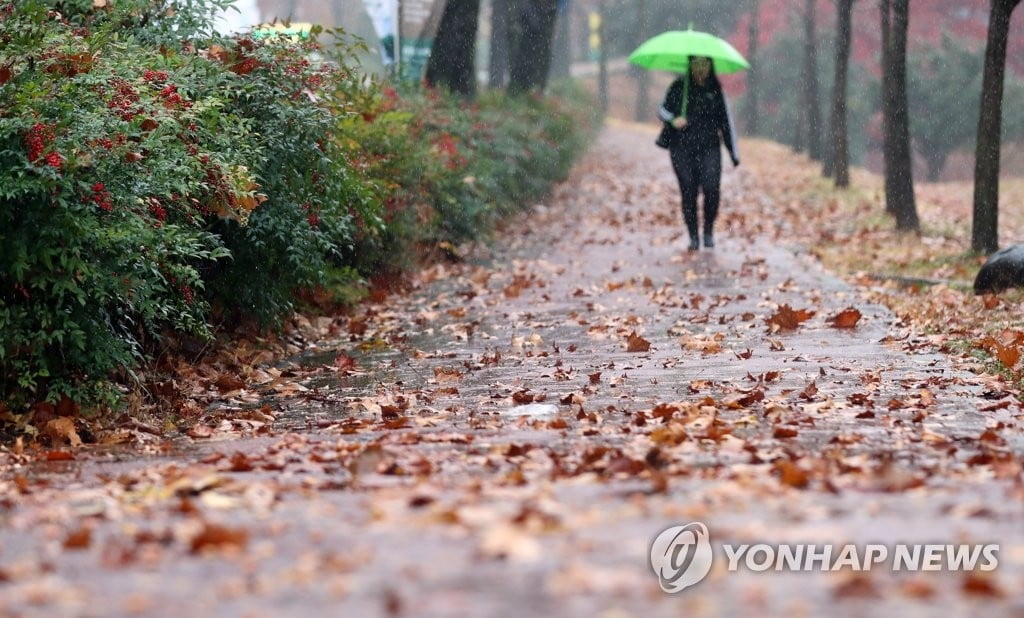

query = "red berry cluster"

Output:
[[179, 285, 195, 304], [148, 199, 168, 223], [432, 133, 466, 171], [230, 56, 260, 76], [284, 58, 311, 76], [24, 122, 56, 164], [91, 133, 126, 151], [305, 73, 323, 89], [300, 202, 320, 228], [159, 83, 191, 109], [107, 78, 141, 121], [88, 182, 113, 212], [142, 69, 168, 83]]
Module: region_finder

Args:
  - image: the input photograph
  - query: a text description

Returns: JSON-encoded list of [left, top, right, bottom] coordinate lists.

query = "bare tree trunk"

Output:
[[880, 0, 896, 214], [972, 0, 1023, 253], [744, 0, 761, 134], [597, 0, 609, 112], [633, 0, 651, 122], [508, 0, 560, 96], [889, 0, 918, 230], [488, 0, 511, 89], [803, 0, 823, 160], [425, 0, 481, 97], [826, 0, 854, 186]]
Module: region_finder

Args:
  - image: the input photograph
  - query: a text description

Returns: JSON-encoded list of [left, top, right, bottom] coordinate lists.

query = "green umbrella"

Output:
[[251, 22, 315, 41], [628, 28, 750, 74]]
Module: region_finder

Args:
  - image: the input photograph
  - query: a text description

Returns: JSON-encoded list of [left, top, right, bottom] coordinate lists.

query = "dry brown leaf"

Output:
[[828, 307, 862, 329], [215, 374, 245, 393], [995, 344, 1020, 368], [961, 573, 1004, 598], [766, 304, 815, 332], [774, 460, 809, 488], [433, 367, 463, 382], [773, 426, 799, 439], [189, 522, 249, 554], [625, 332, 651, 352], [334, 353, 357, 370], [45, 417, 82, 447], [64, 527, 92, 550]]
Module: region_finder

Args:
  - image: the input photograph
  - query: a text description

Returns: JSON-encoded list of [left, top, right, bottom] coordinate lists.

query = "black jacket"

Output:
[[657, 77, 739, 164]]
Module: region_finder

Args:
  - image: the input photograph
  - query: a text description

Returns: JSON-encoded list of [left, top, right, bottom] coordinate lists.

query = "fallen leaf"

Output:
[[64, 527, 92, 550], [189, 522, 248, 554], [625, 332, 651, 352], [828, 308, 862, 329], [44, 417, 82, 447], [215, 374, 245, 393], [766, 304, 815, 332], [774, 460, 809, 488], [433, 367, 463, 382], [961, 573, 1004, 598], [773, 426, 799, 439]]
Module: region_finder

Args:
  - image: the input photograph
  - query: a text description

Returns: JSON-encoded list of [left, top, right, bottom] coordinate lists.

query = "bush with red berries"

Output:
[[0, 1, 599, 424]]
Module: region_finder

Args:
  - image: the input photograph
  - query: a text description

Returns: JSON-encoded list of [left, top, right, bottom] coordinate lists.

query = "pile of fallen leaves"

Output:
[[740, 138, 1024, 387]]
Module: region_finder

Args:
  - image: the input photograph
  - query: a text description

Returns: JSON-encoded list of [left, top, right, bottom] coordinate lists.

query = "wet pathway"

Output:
[[2, 124, 1023, 617]]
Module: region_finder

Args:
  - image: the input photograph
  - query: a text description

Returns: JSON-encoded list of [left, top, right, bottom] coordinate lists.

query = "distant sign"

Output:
[[399, 0, 444, 82]]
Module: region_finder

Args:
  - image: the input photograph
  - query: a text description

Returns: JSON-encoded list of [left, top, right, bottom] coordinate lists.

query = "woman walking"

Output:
[[657, 56, 740, 251]]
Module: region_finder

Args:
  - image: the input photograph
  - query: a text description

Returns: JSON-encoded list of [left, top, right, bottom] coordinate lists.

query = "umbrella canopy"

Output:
[[628, 28, 749, 74], [251, 22, 316, 41]]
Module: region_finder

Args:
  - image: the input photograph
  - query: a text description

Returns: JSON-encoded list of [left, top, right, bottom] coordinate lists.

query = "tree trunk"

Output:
[[819, 0, 835, 180], [888, 0, 918, 231], [826, 0, 854, 187], [744, 0, 761, 134], [880, 0, 918, 230], [971, 0, 1023, 253], [549, 0, 572, 81], [880, 0, 896, 214], [424, 0, 481, 97], [488, 0, 512, 89], [633, 0, 651, 122], [597, 0, 609, 112], [508, 0, 560, 96], [803, 0, 823, 160]]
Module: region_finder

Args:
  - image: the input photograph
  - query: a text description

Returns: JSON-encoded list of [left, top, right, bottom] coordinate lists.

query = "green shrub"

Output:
[[0, 0, 600, 421], [341, 79, 601, 272], [0, 2, 251, 404], [199, 33, 381, 323]]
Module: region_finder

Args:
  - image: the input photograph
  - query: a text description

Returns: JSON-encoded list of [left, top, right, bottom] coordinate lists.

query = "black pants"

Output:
[[669, 147, 721, 238]]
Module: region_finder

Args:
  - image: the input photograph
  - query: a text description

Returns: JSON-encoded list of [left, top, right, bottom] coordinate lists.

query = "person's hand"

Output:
[[671, 116, 688, 129], [731, 156, 740, 168]]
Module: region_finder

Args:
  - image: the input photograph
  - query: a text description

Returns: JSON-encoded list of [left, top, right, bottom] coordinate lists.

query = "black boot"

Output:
[[684, 210, 700, 252], [703, 223, 715, 248], [688, 232, 700, 252]]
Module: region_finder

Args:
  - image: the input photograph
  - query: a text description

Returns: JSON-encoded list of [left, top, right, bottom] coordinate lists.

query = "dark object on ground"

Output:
[[974, 245, 1024, 294]]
